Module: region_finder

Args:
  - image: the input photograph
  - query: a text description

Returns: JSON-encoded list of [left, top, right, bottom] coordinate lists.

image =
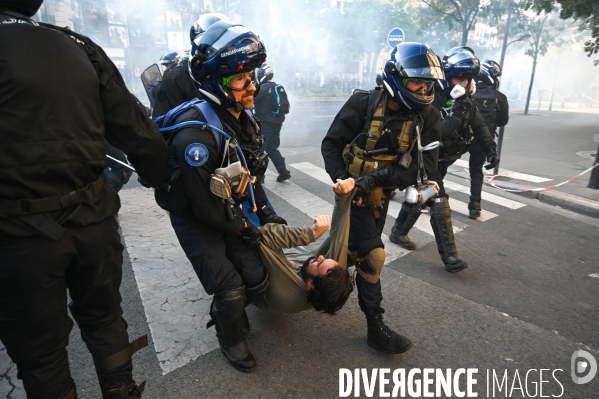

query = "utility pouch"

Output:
[[365, 187, 385, 218], [398, 152, 412, 169], [343, 144, 377, 178]]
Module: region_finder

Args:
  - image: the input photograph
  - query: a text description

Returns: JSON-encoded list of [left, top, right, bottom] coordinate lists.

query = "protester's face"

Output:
[[306, 255, 339, 277], [226, 72, 256, 109]]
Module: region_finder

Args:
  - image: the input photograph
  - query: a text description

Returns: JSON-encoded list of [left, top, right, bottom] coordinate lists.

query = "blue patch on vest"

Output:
[[184, 143, 209, 167]]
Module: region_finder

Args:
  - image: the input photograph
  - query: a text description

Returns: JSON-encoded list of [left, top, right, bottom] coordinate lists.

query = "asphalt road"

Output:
[[2, 100, 598, 399]]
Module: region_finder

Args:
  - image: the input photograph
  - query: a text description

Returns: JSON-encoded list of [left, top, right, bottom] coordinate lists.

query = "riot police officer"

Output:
[[322, 42, 444, 354], [155, 21, 283, 373], [389, 47, 499, 273], [151, 13, 230, 119], [0, 1, 170, 398], [468, 60, 509, 218]]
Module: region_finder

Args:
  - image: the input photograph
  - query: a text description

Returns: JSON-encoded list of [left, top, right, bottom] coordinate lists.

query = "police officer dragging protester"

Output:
[[151, 13, 230, 119], [389, 47, 499, 273], [0, 1, 170, 398], [254, 62, 292, 182], [154, 21, 285, 373], [468, 60, 509, 219], [322, 42, 444, 354]]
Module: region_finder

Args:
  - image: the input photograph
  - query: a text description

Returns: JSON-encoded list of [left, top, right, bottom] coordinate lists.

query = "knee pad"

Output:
[[356, 247, 386, 284], [92, 335, 148, 373]]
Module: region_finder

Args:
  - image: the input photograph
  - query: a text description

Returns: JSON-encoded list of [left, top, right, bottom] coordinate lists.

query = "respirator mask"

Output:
[[210, 161, 250, 200], [404, 181, 440, 205]]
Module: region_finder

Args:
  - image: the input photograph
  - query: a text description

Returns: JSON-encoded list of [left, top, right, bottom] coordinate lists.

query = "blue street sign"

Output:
[[387, 28, 405, 48]]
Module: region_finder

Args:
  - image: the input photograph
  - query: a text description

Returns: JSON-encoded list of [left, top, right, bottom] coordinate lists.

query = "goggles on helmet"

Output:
[[222, 72, 255, 91], [402, 78, 434, 94]]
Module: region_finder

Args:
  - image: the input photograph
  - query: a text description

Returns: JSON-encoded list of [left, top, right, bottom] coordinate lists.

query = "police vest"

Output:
[[342, 89, 419, 179]]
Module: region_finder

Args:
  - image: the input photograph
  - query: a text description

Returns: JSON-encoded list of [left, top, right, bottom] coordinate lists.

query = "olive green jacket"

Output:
[[253, 190, 354, 313]]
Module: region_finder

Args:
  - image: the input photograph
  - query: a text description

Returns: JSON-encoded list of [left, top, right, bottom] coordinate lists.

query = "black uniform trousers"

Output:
[[0, 217, 131, 399], [468, 142, 487, 204], [169, 214, 265, 295], [348, 195, 391, 317], [259, 121, 287, 174]]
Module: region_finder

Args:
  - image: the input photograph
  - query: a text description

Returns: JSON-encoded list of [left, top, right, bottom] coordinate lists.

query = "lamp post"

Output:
[[493, 27, 531, 176]]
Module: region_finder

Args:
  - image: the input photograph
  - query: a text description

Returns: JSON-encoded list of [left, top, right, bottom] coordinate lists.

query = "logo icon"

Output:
[[185, 143, 209, 167], [571, 350, 597, 384]]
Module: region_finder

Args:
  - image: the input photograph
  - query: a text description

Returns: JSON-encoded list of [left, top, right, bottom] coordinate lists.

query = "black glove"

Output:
[[453, 96, 472, 114], [257, 204, 287, 225], [354, 168, 389, 202], [485, 152, 500, 169], [240, 218, 263, 248]]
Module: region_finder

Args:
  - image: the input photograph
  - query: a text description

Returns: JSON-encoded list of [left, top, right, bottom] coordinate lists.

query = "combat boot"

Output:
[[389, 202, 421, 250], [430, 197, 469, 273], [276, 170, 291, 182], [468, 201, 481, 219], [366, 312, 412, 354], [211, 287, 257, 373], [103, 381, 145, 399]]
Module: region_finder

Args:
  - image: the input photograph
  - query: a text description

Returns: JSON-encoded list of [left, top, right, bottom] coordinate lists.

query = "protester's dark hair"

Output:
[[300, 257, 353, 315]]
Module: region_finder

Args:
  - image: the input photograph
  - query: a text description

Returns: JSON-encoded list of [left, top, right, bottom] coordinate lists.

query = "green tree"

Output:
[[524, 0, 599, 62]]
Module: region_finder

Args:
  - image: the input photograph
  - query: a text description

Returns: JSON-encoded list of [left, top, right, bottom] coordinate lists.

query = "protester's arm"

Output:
[[259, 224, 315, 249]]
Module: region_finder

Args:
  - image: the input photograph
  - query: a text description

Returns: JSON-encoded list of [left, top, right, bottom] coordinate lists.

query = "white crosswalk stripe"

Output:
[[452, 159, 552, 183], [443, 180, 526, 210]]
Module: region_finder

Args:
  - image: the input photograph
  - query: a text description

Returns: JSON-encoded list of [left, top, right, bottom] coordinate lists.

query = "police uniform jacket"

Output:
[[0, 13, 170, 237], [151, 58, 199, 119], [155, 105, 268, 234], [321, 89, 441, 187], [433, 82, 497, 163]]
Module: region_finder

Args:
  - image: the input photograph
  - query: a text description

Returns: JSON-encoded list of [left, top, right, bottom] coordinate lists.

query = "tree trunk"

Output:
[[524, 55, 538, 115], [462, 23, 469, 46]]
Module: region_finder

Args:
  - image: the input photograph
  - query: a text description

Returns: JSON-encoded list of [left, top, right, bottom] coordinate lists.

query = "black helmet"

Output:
[[257, 63, 274, 83], [189, 21, 266, 110], [189, 13, 231, 46], [382, 42, 445, 112], [0, 0, 43, 17], [479, 60, 502, 89]]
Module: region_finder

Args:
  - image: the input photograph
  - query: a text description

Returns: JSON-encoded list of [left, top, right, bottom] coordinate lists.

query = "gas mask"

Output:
[[404, 181, 440, 205], [210, 161, 250, 200]]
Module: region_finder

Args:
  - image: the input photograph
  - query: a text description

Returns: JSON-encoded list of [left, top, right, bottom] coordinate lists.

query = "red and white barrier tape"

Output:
[[485, 163, 599, 193]]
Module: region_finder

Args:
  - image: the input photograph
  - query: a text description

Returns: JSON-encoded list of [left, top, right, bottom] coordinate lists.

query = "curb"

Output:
[[513, 190, 599, 219]]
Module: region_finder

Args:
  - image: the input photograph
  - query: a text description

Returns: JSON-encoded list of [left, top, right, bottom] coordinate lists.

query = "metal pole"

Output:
[[589, 143, 599, 190], [494, 4, 512, 176]]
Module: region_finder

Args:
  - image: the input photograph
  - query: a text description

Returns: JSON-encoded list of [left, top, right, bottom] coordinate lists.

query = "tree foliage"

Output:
[[524, 0, 599, 61]]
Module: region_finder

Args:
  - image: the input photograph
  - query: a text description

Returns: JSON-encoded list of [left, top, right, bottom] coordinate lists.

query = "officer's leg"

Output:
[[223, 234, 269, 336], [169, 214, 256, 373], [468, 143, 486, 219], [0, 234, 77, 399], [261, 122, 290, 181], [430, 163, 469, 273], [67, 217, 145, 398], [389, 201, 422, 250], [349, 203, 412, 354]]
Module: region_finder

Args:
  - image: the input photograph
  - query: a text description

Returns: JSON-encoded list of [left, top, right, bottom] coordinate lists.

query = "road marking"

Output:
[[119, 187, 217, 375], [448, 198, 498, 221], [443, 180, 526, 210], [452, 159, 552, 183], [589, 274, 599, 279]]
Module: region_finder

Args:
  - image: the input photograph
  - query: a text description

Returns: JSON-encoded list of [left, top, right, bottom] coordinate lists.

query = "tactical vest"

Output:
[[342, 89, 419, 215]]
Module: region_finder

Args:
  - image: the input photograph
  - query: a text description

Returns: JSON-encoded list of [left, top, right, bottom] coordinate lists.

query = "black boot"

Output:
[[276, 170, 291, 182], [242, 272, 270, 336], [366, 312, 412, 354], [468, 201, 481, 219], [389, 202, 421, 250], [211, 287, 257, 373], [102, 381, 145, 399], [430, 198, 469, 273]]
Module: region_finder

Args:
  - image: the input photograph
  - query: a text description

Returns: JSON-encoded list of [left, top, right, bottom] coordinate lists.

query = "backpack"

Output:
[[272, 84, 290, 115], [155, 99, 270, 226], [473, 85, 498, 134]]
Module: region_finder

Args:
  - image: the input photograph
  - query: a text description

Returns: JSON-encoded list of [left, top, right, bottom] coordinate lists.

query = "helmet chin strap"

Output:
[[222, 86, 245, 113]]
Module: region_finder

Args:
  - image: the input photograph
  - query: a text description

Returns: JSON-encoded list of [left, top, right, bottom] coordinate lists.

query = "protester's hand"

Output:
[[311, 215, 331, 239], [240, 219, 263, 247], [333, 178, 355, 195]]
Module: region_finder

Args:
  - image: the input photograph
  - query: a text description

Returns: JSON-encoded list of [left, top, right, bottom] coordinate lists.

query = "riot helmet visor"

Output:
[[395, 53, 444, 80]]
